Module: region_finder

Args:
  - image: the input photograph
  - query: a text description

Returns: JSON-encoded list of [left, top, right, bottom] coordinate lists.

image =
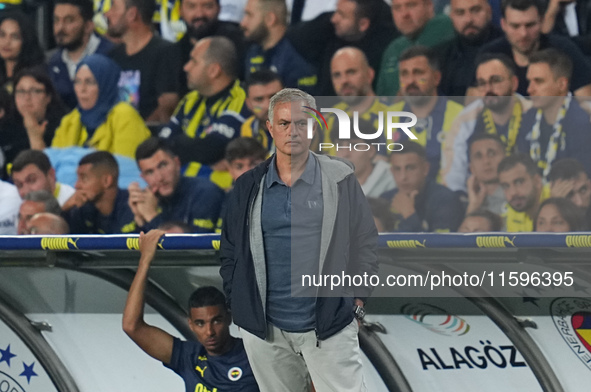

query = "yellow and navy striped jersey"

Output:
[[168, 80, 249, 139], [240, 116, 274, 155], [162, 80, 251, 190]]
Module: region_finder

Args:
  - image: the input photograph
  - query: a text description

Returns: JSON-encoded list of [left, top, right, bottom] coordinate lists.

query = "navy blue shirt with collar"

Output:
[[165, 337, 259, 392], [65, 188, 137, 234], [262, 153, 322, 332], [245, 36, 318, 95]]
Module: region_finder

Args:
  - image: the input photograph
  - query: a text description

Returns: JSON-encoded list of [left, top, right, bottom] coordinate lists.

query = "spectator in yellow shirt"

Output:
[[51, 54, 150, 159]]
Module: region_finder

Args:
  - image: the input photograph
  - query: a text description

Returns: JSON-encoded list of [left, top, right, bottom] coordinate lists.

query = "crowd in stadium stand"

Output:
[[0, 0, 590, 235]]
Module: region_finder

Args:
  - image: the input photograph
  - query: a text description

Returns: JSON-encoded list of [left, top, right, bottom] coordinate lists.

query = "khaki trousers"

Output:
[[241, 320, 367, 392]]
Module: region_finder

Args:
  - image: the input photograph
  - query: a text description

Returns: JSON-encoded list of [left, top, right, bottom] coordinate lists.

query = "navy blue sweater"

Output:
[[66, 189, 136, 234]]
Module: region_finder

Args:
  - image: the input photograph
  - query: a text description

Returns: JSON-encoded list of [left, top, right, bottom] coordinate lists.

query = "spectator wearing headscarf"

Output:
[[51, 54, 150, 159]]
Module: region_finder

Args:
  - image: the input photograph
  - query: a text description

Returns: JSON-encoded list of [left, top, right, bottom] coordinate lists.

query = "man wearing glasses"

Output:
[[442, 53, 531, 193], [478, 0, 591, 97]]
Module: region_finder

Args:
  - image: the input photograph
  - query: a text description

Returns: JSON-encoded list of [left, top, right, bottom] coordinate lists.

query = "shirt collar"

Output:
[[205, 80, 236, 106], [262, 36, 286, 55], [61, 34, 102, 80], [403, 96, 446, 115], [266, 152, 316, 188], [266, 156, 282, 188], [297, 151, 316, 185]]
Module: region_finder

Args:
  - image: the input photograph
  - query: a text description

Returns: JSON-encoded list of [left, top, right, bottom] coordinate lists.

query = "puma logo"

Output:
[[68, 237, 79, 249], [196, 365, 207, 378], [504, 236, 516, 248]]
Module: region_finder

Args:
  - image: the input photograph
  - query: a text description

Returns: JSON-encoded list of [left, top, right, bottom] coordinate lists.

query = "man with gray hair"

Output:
[[17, 190, 62, 235], [27, 213, 70, 235], [220, 88, 378, 391], [160, 36, 251, 188]]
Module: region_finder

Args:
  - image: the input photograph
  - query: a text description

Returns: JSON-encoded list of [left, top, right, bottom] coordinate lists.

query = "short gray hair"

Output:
[[23, 190, 61, 215], [29, 213, 70, 235], [268, 88, 316, 124]]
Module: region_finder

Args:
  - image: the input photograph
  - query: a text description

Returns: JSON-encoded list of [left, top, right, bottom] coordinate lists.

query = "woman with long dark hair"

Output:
[[0, 11, 45, 93], [535, 197, 586, 232], [14, 67, 67, 150]]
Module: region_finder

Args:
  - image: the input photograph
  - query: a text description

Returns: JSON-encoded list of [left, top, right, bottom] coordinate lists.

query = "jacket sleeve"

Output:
[[141, 183, 225, 233], [189, 184, 225, 233], [63, 206, 90, 234], [168, 126, 236, 166], [219, 187, 240, 309], [346, 175, 379, 301], [140, 213, 164, 232]]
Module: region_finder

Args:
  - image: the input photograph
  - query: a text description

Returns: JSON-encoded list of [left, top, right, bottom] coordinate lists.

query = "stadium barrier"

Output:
[[1, 233, 590, 391]]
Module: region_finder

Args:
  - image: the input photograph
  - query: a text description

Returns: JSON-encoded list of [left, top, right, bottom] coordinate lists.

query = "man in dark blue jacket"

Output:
[[129, 137, 224, 233], [381, 142, 464, 232], [220, 88, 378, 391]]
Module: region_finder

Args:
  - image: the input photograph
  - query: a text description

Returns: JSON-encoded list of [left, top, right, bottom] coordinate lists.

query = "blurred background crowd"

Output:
[[0, 0, 590, 235]]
